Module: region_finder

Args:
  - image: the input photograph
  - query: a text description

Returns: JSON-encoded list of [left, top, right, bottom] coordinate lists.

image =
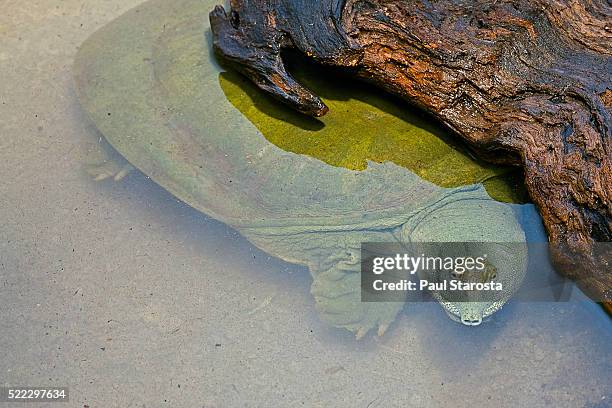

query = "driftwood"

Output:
[[209, 0, 611, 310]]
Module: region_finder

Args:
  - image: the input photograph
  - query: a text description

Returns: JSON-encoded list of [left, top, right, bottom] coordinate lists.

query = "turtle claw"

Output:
[[377, 322, 389, 337], [355, 327, 368, 340], [93, 172, 112, 182], [87, 161, 134, 182], [113, 164, 133, 181]]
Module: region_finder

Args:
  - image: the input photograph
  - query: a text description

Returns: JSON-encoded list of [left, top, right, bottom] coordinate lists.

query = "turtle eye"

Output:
[[481, 270, 496, 282]]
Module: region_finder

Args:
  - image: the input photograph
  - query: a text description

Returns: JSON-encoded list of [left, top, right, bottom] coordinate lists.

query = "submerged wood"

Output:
[[210, 0, 612, 309]]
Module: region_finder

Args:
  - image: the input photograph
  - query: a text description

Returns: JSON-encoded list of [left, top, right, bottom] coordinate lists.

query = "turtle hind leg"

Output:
[[86, 160, 134, 182], [83, 129, 135, 182], [311, 265, 403, 339]]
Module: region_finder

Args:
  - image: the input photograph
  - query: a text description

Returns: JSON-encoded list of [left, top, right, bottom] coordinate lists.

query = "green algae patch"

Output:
[[219, 61, 527, 203]]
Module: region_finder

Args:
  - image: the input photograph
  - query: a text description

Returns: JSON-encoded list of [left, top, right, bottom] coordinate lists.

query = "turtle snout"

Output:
[[460, 315, 483, 326], [459, 303, 487, 326]]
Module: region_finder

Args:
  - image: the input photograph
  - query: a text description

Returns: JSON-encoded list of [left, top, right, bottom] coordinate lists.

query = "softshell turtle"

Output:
[[74, 0, 528, 337]]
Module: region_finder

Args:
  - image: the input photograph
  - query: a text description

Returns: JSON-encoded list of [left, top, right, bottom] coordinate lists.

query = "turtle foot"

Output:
[[311, 266, 402, 339], [86, 160, 134, 182]]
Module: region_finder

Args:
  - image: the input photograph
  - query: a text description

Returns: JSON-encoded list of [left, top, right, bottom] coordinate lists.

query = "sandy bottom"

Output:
[[0, 1, 610, 407]]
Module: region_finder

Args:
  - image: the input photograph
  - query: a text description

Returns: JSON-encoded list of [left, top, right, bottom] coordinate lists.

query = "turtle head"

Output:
[[434, 257, 510, 326]]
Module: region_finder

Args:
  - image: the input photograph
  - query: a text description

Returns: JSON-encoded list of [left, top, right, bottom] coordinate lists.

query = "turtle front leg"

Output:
[[310, 252, 403, 339]]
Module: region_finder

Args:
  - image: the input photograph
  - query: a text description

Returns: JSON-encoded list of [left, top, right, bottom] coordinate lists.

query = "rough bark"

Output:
[[209, 0, 612, 310]]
